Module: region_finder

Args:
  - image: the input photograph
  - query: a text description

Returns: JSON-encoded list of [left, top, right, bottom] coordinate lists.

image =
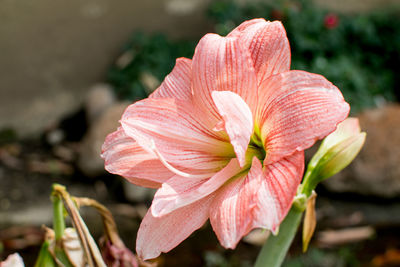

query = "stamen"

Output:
[[150, 140, 213, 179]]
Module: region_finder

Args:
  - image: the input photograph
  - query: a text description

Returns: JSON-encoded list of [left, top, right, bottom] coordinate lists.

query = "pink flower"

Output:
[[324, 13, 339, 29], [102, 19, 349, 260]]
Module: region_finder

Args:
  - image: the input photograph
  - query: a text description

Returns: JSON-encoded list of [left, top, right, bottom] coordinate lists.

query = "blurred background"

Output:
[[1, 0, 400, 266]]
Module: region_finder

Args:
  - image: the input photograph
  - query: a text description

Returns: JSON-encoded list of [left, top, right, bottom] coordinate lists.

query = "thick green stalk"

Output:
[[254, 208, 303, 267], [34, 240, 57, 267], [299, 168, 317, 198]]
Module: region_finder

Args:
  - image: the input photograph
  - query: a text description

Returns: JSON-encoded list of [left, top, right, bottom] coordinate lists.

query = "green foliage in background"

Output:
[[108, 0, 400, 113], [208, 0, 400, 113], [107, 33, 195, 100]]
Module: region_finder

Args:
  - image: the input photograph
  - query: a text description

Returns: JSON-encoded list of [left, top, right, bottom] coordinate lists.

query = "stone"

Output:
[[323, 105, 400, 198], [139, 72, 161, 95], [78, 102, 129, 177], [316, 196, 400, 228], [0, 204, 53, 227], [85, 84, 116, 124], [123, 180, 156, 203]]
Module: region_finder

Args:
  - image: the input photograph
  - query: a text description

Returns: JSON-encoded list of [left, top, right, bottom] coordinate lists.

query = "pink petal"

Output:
[[209, 153, 304, 248], [150, 57, 192, 100], [228, 19, 291, 84], [257, 70, 350, 164], [322, 117, 361, 149], [337, 117, 361, 134], [212, 91, 253, 167], [208, 160, 259, 249], [151, 158, 242, 217], [252, 152, 304, 232], [136, 193, 215, 260], [101, 128, 173, 188], [121, 98, 234, 173], [191, 33, 258, 127]]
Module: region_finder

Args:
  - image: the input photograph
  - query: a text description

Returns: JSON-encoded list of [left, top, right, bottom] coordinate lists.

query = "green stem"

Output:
[[254, 208, 303, 267], [299, 168, 317, 198], [51, 184, 75, 267], [52, 192, 65, 241]]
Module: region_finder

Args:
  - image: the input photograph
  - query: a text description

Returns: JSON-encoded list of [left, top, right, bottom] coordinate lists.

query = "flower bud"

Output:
[[302, 118, 366, 195], [317, 131, 366, 180], [100, 239, 138, 267]]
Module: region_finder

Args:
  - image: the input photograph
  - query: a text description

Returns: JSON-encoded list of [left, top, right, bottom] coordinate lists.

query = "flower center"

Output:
[[245, 126, 266, 165]]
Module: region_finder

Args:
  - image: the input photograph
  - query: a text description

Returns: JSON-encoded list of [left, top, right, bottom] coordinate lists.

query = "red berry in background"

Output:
[[324, 13, 339, 29]]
